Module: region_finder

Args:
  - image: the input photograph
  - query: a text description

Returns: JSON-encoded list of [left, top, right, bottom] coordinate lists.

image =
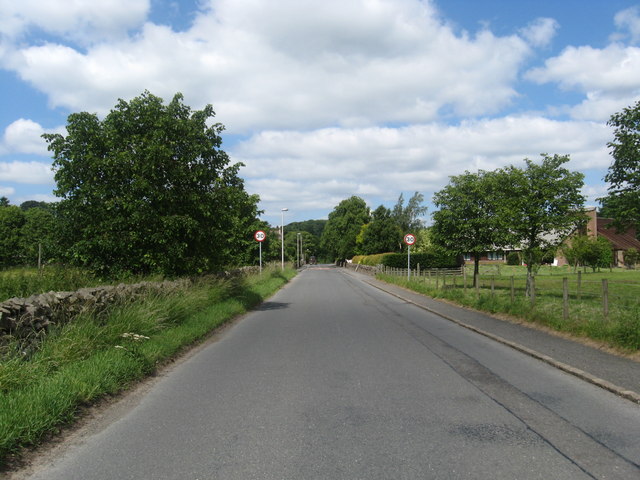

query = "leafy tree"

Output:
[[43, 91, 258, 276], [599, 101, 640, 232], [357, 205, 401, 255], [0, 197, 10, 207], [624, 247, 639, 268], [431, 170, 506, 283], [320, 196, 370, 261], [498, 154, 586, 291], [0, 206, 26, 266], [392, 192, 428, 248], [582, 236, 613, 272]]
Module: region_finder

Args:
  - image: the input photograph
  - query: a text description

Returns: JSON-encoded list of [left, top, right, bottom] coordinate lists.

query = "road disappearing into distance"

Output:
[[19, 265, 640, 479]]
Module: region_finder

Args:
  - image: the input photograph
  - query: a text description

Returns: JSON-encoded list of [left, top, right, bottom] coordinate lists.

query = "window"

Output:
[[487, 251, 504, 261]]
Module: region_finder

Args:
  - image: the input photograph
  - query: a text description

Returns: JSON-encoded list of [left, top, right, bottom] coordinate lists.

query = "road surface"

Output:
[[19, 265, 640, 479]]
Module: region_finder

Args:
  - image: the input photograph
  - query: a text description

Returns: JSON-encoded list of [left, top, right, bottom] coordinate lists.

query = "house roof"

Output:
[[597, 218, 640, 251]]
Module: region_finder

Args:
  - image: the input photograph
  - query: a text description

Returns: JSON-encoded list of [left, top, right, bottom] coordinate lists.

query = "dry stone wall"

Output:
[[0, 280, 190, 339]]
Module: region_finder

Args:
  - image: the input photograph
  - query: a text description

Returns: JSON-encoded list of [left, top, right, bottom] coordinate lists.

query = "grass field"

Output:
[[0, 267, 296, 467], [379, 265, 640, 352]]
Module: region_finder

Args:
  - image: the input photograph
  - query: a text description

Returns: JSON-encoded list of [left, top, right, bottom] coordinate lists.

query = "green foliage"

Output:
[[624, 248, 639, 268], [381, 250, 461, 269], [0, 206, 27, 267], [599, 100, 640, 232], [43, 91, 259, 276], [285, 219, 326, 238], [497, 154, 586, 277], [431, 170, 506, 277], [320, 196, 370, 261], [357, 205, 401, 255], [392, 192, 428, 244], [352, 253, 394, 266], [563, 235, 613, 271], [506, 252, 521, 266]]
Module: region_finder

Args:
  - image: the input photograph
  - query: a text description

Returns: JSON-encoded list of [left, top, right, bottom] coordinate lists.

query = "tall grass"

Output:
[[0, 267, 296, 466], [0, 266, 162, 302], [378, 268, 640, 352]]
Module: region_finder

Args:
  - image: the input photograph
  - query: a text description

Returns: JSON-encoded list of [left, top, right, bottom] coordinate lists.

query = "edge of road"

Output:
[[340, 268, 640, 405]]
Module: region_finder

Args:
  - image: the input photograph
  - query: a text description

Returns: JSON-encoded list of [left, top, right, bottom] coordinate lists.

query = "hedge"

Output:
[[381, 252, 461, 269]]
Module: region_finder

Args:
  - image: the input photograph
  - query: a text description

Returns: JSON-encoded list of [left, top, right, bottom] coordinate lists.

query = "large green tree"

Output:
[[498, 154, 586, 289], [357, 205, 401, 255], [431, 170, 505, 282], [320, 196, 370, 261], [599, 101, 640, 232], [43, 91, 259, 276]]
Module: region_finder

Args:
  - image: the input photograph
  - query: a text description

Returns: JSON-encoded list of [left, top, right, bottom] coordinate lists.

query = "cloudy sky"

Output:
[[1, 0, 640, 225]]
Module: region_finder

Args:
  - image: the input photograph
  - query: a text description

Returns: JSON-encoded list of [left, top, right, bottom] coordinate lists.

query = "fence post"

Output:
[[417, 263, 420, 277], [475, 273, 479, 297], [602, 278, 609, 321], [491, 276, 495, 297], [577, 271, 582, 301], [563, 277, 569, 322], [510, 276, 515, 303], [436, 274, 439, 290], [530, 276, 536, 308]]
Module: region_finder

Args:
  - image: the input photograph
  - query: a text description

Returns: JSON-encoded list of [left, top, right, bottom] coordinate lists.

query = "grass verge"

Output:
[[377, 271, 640, 352], [0, 267, 296, 467]]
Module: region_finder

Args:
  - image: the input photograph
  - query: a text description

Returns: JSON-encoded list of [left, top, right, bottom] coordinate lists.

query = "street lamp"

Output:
[[281, 208, 288, 270], [297, 232, 301, 268]]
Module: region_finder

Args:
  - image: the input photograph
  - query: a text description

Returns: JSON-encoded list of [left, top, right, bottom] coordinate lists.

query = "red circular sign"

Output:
[[404, 233, 416, 246], [254, 230, 266, 242]]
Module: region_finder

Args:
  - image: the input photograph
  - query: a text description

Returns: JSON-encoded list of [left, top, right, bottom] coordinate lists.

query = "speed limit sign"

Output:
[[404, 233, 416, 245], [254, 230, 266, 242]]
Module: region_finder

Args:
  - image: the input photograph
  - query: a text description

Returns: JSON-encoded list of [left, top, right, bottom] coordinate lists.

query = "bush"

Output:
[[352, 253, 394, 266], [506, 252, 521, 266], [381, 251, 461, 269]]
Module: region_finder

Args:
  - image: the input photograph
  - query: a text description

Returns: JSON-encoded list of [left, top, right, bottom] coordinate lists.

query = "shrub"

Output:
[[381, 250, 461, 269], [352, 253, 394, 266], [506, 252, 521, 266]]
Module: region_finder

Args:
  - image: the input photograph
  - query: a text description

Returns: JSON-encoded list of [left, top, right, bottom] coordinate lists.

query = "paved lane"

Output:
[[23, 266, 640, 479]]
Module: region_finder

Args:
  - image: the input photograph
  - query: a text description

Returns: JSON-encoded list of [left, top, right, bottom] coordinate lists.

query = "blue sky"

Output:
[[1, 0, 640, 226]]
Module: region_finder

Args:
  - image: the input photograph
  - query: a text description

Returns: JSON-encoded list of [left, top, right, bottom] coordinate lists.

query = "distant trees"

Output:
[[319, 192, 429, 262], [562, 235, 613, 272], [321, 196, 370, 261], [0, 200, 58, 267], [43, 91, 261, 276], [600, 101, 640, 233]]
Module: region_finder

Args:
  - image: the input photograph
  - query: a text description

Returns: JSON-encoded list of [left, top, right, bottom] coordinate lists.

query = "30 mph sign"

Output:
[[404, 234, 416, 246], [254, 230, 266, 242]]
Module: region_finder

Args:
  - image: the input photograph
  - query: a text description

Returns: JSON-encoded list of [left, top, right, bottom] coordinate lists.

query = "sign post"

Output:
[[404, 233, 416, 280], [254, 230, 266, 273]]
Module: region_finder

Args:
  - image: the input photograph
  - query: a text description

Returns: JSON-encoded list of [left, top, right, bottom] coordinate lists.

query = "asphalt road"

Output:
[[21, 265, 640, 479]]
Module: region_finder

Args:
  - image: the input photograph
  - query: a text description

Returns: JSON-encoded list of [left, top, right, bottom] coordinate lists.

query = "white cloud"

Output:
[[3, 0, 534, 133], [0, 0, 150, 44], [520, 18, 559, 48], [526, 43, 640, 121], [234, 116, 612, 215], [612, 6, 640, 44], [2, 118, 50, 155], [0, 161, 54, 184]]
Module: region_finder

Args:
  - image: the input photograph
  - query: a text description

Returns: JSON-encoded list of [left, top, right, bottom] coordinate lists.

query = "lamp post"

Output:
[[281, 208, 288, 270], [297, 232, 301, 268]]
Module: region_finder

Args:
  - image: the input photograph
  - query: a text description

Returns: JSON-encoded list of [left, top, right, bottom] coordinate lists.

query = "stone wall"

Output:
[[0, 279, 191, 339]]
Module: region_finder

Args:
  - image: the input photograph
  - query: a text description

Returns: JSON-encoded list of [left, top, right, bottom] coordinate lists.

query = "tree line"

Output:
[[319, 97, 640, 287]]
